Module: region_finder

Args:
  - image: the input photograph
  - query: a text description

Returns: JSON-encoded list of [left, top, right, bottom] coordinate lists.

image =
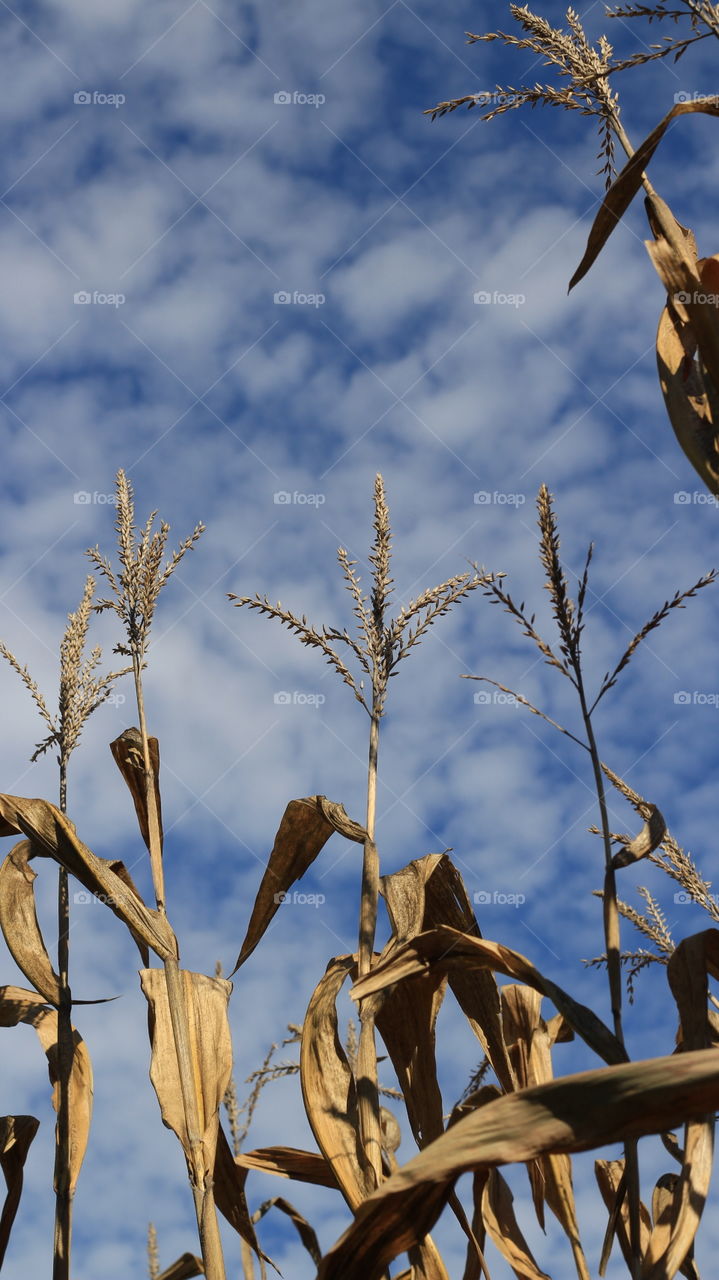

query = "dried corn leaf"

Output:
[[232, 1145, 339, 1189], [546, 1014, 573, 1048], [650, 1175, 679, 1266], [0, 1115, 39, 1266], [482, 1167, 550, 1280], [502, 987, 546, 1229], [105, 858, 151, 967], [254, 1195, 321, 1265], [352, 927, 626, 1067], [232, 797, 366, 973], [0, 984, 48, 1023], [407, 1232, 451, 1279], [300, 955, 372, 1210], [657, 300, 719, 496], [157, 1255, 205, 1280], [611, 805, 666, 870], [502, 987, 587, 1279], [375, 970, 446, 1149], [0, 986, 92, 1195], [214, 1126, 272, 1274], [381, 855, 445, 946], [110, 728, 163, 855], [661, 1131, 684, 1165], [669, 930, 719, 1050], [639, 931, 718, 1278], [317, 1047, 719, 1280], [0, 839, 145, 999], [595, 1159, 651, 1275], [650, 1175, 699, 1280], [461, 1172, 489, 1280], [382, 855, 515, 1095], [0, 840, 62, 1003], [439, 1186, 487, 1280], [646, 220, 719, 395], [141, 969, 232, 1182], [569, 99, 719, 290], [33, 1017, 93, 1195], [381, 1106, 401, 1160], [450, 1085, 501, 1126], [425, 857, 516, 1094], [449, 1090, 497, 1275], [0, 794, 177, 960]]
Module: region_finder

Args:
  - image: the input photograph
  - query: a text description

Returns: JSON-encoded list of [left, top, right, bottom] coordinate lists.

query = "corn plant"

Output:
[[0, 466, 718, 1280], [427, 2, 719, 500]]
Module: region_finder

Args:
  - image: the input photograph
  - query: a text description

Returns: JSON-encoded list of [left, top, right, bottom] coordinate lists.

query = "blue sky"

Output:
[[1, 1, 719, 1276]]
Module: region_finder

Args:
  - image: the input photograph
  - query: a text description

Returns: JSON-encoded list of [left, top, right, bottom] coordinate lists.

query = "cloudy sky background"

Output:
[[1, 0, 719, 1275]]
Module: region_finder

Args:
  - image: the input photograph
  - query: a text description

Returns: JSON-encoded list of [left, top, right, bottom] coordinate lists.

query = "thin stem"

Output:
[[133, 663, 166, 912], [52, 762, 73, 1280], [132, 655, 226, 1280], [576, 673, 641, 1279], [356, 704, 383, 1187], [609, 111, 641, 172], [358, 709, 380, 978]]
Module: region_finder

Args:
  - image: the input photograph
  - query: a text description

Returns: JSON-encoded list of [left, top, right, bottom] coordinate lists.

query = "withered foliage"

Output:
[[0, 465, 718, 1280], [429, 4, 719, 497], [3, 18, 719, 1262]]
